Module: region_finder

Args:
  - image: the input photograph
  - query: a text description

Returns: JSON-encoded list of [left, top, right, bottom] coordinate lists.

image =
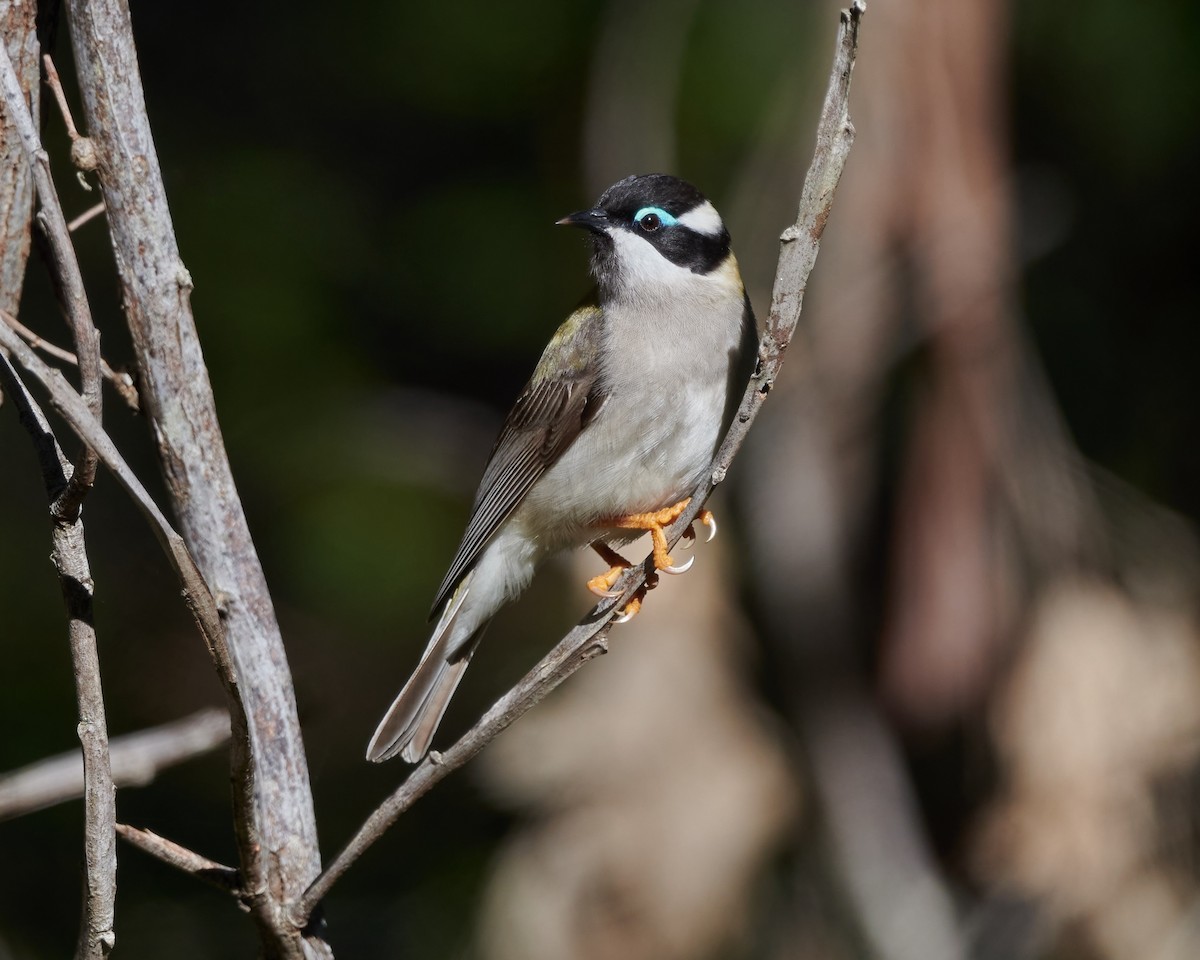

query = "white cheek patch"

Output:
[[677, 201, 724, 236], [609, 229, 695, 290]]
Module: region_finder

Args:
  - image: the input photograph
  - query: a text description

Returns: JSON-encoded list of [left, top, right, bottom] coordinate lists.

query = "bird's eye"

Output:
[[632, 206, 676, 233]]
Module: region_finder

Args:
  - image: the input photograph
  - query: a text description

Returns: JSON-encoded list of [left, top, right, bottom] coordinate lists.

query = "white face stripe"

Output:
[[677, 200, 724, 236], [609, 229, 693, 290], [606, 229, 740, 305]]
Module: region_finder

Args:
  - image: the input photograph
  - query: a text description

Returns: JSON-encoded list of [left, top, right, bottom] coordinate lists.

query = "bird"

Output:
[[366, 173, 757, 763]]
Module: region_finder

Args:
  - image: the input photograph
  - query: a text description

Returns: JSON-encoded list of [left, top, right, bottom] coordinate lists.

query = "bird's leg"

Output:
[[608, 497, 692, 570], [587, 541, 632, 598]]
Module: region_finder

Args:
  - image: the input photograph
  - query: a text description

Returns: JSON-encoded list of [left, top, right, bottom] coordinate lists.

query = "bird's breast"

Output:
[[514, 287, 747, 548]]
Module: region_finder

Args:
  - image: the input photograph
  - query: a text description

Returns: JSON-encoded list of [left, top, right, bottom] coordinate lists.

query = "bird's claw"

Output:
[[662, 554, 695, 575], [611, 573, 657, 624], [587, 549, 631, 598], [682, 509, 718, 546]]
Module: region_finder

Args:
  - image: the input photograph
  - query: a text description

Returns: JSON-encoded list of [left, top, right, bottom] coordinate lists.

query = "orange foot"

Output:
[[587, 542, 631, 598], [608, 497, 692, 570], [587, 543, 661, 623], [613, 572, 660, 624]]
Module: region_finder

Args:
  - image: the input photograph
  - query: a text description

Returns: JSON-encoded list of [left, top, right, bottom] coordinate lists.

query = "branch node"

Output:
[[70, 136, 99, 173], [583, 638, 609, 660]]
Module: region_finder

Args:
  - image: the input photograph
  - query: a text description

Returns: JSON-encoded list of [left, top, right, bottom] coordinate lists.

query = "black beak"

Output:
[[555, 208, 609, 233]]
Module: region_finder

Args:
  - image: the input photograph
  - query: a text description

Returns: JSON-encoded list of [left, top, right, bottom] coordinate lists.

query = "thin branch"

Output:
[[296, 631, 612, 920], [0, 42, 102, 521], [0, 322, 232, 699], [2, 307, 140, 412], [67, 200, 107, 233], [295, 1, 867, 925], [64, 0, 326, 951], [116, 824, 242, 896], [0, 351, 114, 960], [0, 708, 231, 821], [43, 53, 82, 141]]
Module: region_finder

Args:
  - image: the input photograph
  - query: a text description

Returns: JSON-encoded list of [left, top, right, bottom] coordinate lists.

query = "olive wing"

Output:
[[430, 303, 607, 614]]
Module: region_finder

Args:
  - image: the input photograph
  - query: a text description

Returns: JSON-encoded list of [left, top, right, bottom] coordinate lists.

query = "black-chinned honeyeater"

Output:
[[367, 173, 758, 763]]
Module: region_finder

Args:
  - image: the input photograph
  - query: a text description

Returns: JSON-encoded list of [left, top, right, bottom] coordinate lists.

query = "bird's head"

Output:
[[558, 174, 737, 304]]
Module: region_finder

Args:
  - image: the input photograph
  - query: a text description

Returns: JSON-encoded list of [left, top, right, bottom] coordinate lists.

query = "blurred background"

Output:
[[2, 0, 1200, 957]]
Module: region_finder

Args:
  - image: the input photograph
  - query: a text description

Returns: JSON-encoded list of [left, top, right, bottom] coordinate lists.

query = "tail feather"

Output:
[[366, 580, 486, 763]]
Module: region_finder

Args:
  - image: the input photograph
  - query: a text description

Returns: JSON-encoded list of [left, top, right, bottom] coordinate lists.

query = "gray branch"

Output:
[[0, 33, 117, 960], [0, 322, 229, 663], [0, 708, 230, 821], [0, 38, 103, 519], [0, 307, 139, 411], [116, 824, 242, 896], [62, 1, 326, 955], [295, 1, 867, 925], [0, 0, 36, 321], [0, 352, 115, 959]]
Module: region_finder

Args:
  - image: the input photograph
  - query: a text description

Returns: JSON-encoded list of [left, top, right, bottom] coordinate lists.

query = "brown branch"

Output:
[[116, 824, 242, 896], [67, 200, 106, 232], [1, 307, 140, 412], [43, 54, 82, 141], [0, 351, 114, 960], [62, 1, 325, 955], [0, 708, 231, 821], [295, 1, 867, 926]]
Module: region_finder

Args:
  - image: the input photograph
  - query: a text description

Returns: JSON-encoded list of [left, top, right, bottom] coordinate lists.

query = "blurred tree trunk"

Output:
[[735, 0, 1016, 956]]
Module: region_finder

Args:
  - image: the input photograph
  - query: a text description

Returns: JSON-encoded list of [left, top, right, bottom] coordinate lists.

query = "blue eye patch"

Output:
[[633, 206, 678, 228]]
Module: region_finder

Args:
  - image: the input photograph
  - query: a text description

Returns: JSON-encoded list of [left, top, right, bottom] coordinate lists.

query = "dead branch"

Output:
[[0, 708, 230, 821], [0, 352, 114, 959], [294, 2, 867, 926], [62, 0, 326, 954], [1, 307, 139, 411], [0, 34, 119, 956], [67, 200, 106, 233], [116, 824, 242, 896], [0, 322, 230, 697], [0, 39, 102, 520]]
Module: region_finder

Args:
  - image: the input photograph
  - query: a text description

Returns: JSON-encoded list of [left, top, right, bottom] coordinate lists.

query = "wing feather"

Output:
[[430, 301, 606, 614]]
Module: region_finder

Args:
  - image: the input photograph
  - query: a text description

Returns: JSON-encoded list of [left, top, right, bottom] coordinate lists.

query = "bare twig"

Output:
[[296, 631, 612, 920], [0, 351, 114, 959], [0, 41, 102, 521], [1, 37, 114, 954], [0, 708, 231, 821], [116, 824, 242, 896], [295, 2, 867, 925], [0, 322, 229, 692], [43, 53, 81, 140], [1, 307, 140, 411], [67, 200, 106, 233], [63, 1, 325, 954]]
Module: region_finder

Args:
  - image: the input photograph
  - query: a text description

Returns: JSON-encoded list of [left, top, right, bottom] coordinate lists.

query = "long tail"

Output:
[[366, 577, 487, 763]]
